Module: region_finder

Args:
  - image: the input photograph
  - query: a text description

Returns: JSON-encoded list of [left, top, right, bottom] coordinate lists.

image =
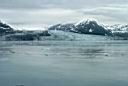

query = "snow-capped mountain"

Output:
[[0, 21, 14, 35], [1, 19, 128, 41], [75, 19, 112, 36], [103, 24, 128, 39], [0, 20, 51, 41], [49, 19, 112, 36], [48, 19, 128, 40], [105, 24, 128, 33]]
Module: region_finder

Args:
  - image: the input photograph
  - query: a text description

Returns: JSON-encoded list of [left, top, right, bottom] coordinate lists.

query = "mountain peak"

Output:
[[75, 19, 98, 26]]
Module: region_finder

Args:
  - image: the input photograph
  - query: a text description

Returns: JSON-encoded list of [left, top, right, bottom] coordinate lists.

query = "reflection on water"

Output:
[[0, 41, 128, 86], [0, 47, 15, 62], [0, 48, 15, 54], [78, 48, 104, 59]]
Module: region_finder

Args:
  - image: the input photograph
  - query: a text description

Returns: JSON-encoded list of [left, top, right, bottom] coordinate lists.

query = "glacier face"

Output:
[[45, 30, 108, 41]]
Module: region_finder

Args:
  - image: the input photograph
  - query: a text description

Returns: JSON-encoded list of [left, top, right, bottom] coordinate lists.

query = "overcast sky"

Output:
[[0, 0, 128, 30]]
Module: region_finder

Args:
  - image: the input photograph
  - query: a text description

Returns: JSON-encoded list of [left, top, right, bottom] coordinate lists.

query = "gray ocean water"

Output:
[[0, 40, 128, 86]]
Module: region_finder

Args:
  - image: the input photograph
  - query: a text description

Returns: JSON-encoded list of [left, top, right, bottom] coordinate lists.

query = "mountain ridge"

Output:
[[1, 19, 128, 40]]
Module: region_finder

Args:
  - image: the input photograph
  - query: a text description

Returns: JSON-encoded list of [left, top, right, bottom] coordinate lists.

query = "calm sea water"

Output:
[[0, 40, 128, 86]]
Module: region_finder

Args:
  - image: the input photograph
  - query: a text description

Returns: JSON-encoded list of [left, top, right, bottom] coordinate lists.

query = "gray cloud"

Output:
[[80, 4, 128, 24], [0, 0, 128, 9], [0, 0, 128, 30]]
